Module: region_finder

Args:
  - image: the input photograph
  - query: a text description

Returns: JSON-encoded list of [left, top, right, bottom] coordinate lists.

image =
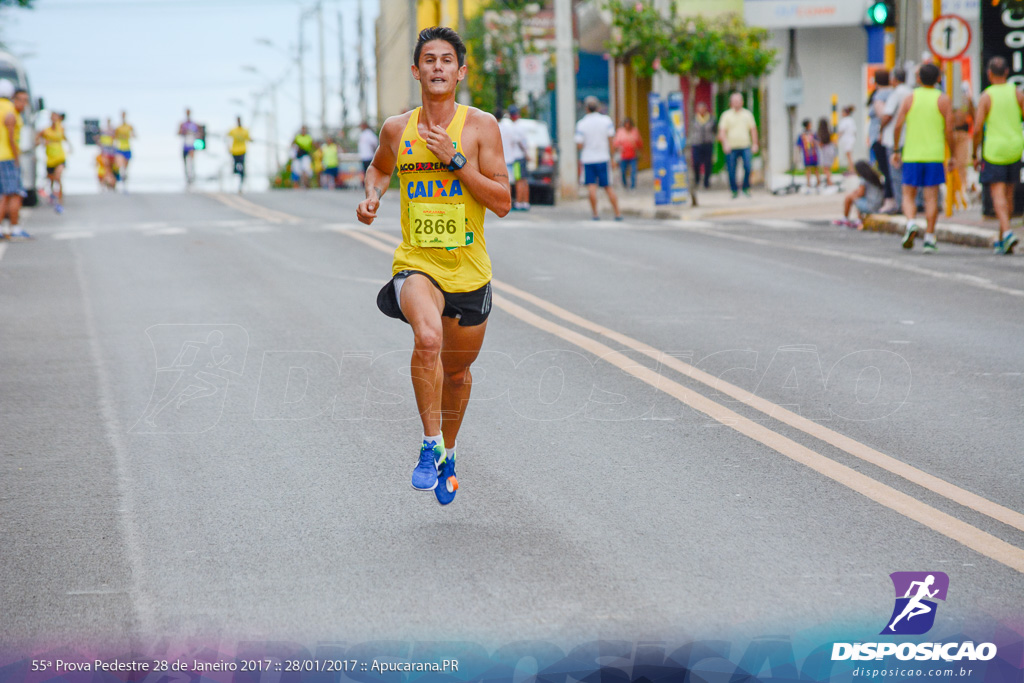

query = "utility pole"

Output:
[[318, 0, 327, 139], [555, 0, 577, 200], [409, 0, 418, 109], [457, 0, 469, 104], [298, 10, 307, 128], [339, 9, 349, 130], [358, 0, 369, 124]]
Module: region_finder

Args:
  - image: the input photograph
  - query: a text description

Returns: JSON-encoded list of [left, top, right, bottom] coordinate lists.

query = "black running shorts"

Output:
[[376, 270, 492, 327]]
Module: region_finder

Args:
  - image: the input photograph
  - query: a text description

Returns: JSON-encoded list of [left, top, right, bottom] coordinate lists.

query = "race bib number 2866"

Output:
[[409, 202, 466, 248]]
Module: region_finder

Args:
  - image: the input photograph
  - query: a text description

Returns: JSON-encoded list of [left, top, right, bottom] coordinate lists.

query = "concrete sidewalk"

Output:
[[556, 168, 1009, 250]]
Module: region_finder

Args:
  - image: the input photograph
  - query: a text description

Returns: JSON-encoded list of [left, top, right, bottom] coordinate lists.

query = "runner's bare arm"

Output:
[[938, 95, 956, 162], [972, 93, 990, 161], [357, 116, 404, 225], [4, 113, 17, 165], [425, 110, 511, 217]]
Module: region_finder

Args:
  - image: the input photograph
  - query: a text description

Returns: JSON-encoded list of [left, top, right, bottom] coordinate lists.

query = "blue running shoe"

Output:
[[411, 439, 442, 491], [434, 449, 458, 505], [1001, 231, 1018, 255]]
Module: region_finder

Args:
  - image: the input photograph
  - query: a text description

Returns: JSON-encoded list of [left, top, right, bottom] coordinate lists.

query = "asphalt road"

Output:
[[1, 189, 1022, 655]]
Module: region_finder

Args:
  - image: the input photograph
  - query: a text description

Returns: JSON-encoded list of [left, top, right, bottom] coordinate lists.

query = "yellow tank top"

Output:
[[42, 124, 65, 164], [903, 87, 945, 163], [392, 105, 490, 292], [114, 124, 132, 151], [0, 99, 21, 162]]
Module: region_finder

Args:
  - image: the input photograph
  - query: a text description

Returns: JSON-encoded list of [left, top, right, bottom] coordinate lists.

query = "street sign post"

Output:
[[928, 14, 972, 61]]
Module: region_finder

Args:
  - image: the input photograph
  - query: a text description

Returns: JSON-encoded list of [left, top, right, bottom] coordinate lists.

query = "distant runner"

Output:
[[114, 110, 135, 190], [227, 116, 251, 194], [292, 125, 314, 188], [36, 111, 71, 212], [356, 26, 511, 505], [178, 108, 200, 187]]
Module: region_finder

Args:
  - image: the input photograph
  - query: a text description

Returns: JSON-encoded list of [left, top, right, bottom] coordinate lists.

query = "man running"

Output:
[[227, 116, 251, 194], [178, 108, 200, 186], [0, 81, 31, 240], [892, 63, 955, 253], [320, 135, 340, 189], [292, 125, 314, 188], [114, 110, 135, 190], [973, 56, 1023, 255], [36, 111, 71, 212], [508, 106, 531, 210], [356, 26, 510, 505]]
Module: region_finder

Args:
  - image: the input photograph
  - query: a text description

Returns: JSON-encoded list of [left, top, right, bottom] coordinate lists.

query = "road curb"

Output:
[[861, 214, 998, 249]]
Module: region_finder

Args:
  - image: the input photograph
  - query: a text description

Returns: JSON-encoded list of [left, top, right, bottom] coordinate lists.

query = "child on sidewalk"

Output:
[[834, 160, 885, 228], [797, 119, 820, 191]]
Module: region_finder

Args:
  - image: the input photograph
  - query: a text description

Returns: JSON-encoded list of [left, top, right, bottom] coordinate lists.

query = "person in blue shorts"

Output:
[[575, 96, 622, 221], [891, 63, 954, 253]]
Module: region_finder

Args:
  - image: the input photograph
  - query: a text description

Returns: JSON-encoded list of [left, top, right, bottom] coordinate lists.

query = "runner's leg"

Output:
[[439, 316, 488, 448], [400, 274, 447, 436], [923, 185, 939, 235], [992, 181, 1010, 241]]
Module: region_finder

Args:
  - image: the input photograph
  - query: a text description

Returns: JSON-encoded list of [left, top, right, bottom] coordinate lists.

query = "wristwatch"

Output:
[[448, 152, 467, 171]]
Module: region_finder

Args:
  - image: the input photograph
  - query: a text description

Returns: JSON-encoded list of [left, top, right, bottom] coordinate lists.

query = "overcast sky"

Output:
[[2, 0, 379, 193]]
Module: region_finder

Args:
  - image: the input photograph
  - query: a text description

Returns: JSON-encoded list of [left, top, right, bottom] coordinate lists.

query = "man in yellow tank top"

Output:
[[973, 57, 1024, 255], [891, 63, 955, 252], [0, 82, 30, 240], [356, 26, 511, 504], [114, 110, 135, 190]]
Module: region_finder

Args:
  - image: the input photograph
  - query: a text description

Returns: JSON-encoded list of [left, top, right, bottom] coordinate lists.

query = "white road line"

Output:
[[0, 242, 6, 261], [671, 222, 1024, 299], [53, 231, 95, 240], [74, 251, 153, 634], [233, 225, 276, 234], [751, 219, 811, 230], [144, 227, 188, 236]]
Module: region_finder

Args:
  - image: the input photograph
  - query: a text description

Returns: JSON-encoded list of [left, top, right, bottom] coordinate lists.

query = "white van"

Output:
[[0, 49, 42, 206]]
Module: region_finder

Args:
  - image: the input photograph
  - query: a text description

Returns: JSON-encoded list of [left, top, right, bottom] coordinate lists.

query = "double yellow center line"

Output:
[[345, 227, 1024, 574], [218, 193, 1024, 574]]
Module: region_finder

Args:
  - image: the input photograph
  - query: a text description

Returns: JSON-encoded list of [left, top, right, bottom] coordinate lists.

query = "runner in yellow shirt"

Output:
[[114, 110, 135, 190], [356, 27, 511, 504], [226, 116, 251, 193], [36, 111, 72, 211], [0, 81, 31, 239]]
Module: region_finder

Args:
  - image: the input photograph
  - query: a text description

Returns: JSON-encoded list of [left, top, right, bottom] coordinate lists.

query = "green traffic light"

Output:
[[868, 2, 889, 24]]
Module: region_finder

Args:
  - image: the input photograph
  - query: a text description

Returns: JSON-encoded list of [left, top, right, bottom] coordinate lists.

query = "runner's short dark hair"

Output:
[[13, 88, 27, 97], [414, 26, 466, 68], [988, 56, 1009, 77], [919, 63, 940, 87], [892, 68, 906, 84]]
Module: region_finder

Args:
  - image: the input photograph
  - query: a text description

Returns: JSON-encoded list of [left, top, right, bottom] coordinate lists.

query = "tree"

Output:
[[606, 2, 777, 205]]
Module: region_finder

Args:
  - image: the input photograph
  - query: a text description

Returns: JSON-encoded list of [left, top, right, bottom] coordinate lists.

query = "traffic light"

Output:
[[867, 1, 895, 27], [193, 124, 206, 151]]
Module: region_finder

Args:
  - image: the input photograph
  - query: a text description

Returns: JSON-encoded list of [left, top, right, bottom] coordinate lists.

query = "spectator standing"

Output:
[[575, 96, 622, 220], [880, 68, 914, 212], [796, 119, 820, 190], [690, 101, 716, 189], [508, 106, 531, 210], [868, 70, 894, 207], [357, 121, 378, 182], [817, 118, 837, 190], [498, 107, 529, 210], [718, 92, 759, 198], [612, 117, 643, 190], [837, 105, 856, 174]]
